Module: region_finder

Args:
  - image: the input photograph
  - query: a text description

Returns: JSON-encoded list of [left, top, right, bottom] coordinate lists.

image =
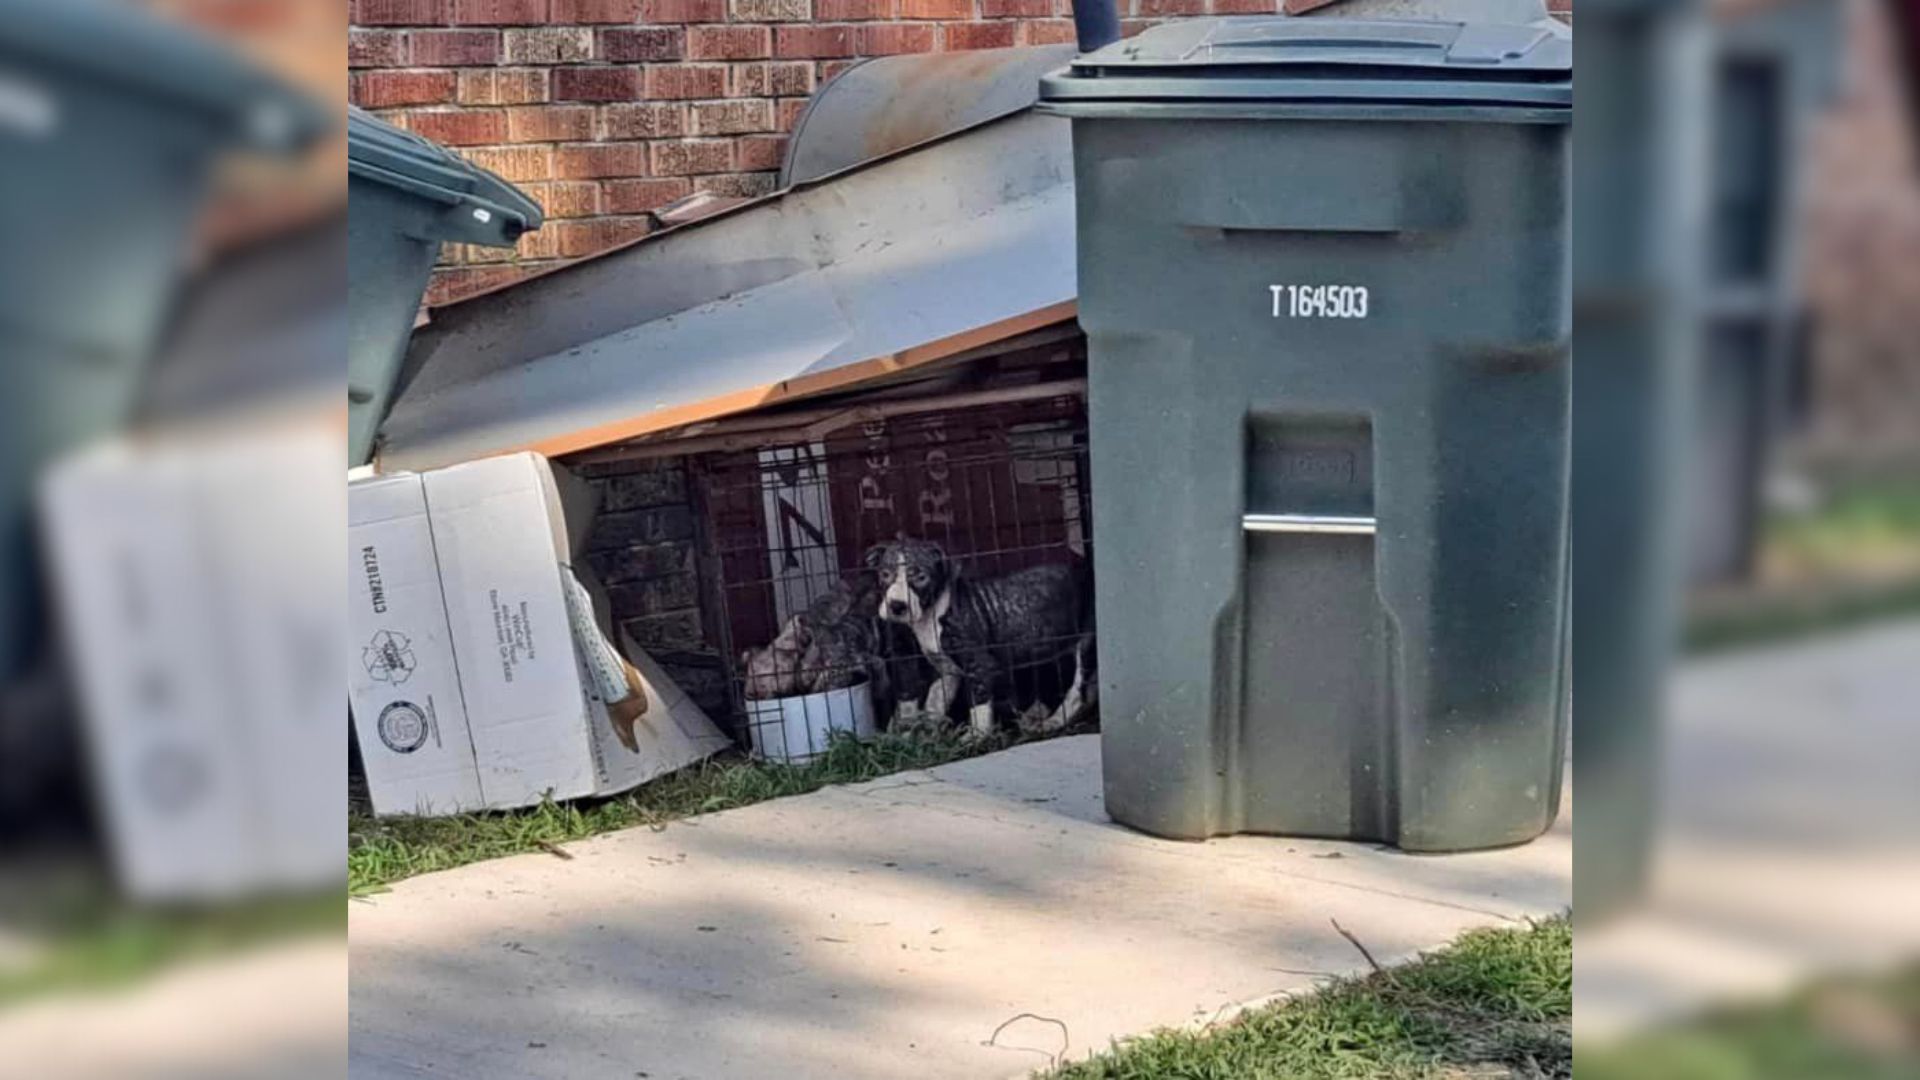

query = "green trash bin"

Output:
[[1039, 14, 1572, 851], [0, 0, 326, 678], [348, 108, 542, 466]]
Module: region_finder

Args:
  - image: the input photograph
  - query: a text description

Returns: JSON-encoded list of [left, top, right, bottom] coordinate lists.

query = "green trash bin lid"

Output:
[[1039, 16, 1571, 109], [349, 107, 542, 247], [0, 0, 330, 149]]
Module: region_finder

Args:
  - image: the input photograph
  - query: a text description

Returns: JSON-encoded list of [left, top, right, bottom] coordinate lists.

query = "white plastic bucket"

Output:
[[744, 679, 876, 764]]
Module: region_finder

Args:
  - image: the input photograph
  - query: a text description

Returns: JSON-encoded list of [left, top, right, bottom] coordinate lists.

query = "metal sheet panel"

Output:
[[780, 45, 1076, 186], [379, 109, 1075, 473]]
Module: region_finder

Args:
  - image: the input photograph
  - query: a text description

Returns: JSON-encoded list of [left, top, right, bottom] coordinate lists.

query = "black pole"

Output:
[[1072, 0, 1121, 53]]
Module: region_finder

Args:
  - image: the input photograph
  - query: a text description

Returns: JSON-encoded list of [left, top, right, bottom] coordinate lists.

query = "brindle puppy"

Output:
[[740, 572, 928, 729]]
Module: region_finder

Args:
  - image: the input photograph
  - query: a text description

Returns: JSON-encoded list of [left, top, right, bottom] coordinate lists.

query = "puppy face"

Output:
[[865, 540, 948, 625]]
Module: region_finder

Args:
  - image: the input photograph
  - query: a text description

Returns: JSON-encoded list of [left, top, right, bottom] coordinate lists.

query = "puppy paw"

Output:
[[890, 701, 931, 737], [1014, 702, 1054, 736], [963, 702, 996, 743]]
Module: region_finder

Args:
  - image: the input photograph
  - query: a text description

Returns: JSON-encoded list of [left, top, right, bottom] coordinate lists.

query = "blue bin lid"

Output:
[[1039, 16, 1571, 109], [349, 107, 543, 247], [0, 0, 330, 150]]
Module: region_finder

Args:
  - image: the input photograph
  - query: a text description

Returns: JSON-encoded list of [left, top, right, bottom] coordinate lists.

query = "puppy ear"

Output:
[[863, 544, 888, 569], [789, 614, 814, 646]]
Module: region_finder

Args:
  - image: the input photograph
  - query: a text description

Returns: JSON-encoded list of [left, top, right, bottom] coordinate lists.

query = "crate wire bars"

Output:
[[695, 396, 1094, 760]]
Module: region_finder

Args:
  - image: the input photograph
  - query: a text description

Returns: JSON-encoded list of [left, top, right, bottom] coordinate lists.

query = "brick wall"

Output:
[[1796, 0, 1920, 464], [347, 0, 1287, 305], [574, 456, 733, 720]]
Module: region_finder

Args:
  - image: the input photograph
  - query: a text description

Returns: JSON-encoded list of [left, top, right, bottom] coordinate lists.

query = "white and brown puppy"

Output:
[[865, 539, 1094, 740]]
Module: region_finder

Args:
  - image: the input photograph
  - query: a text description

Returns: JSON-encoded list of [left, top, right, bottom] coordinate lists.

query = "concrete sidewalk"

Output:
[[1575, 618, 1920, 1038], [349, 735, 1570, 1079]]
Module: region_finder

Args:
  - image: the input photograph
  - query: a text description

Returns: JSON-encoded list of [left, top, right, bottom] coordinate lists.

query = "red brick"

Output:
[[410, 29, 503, 66], [897, 0, 969, 17], [689, 99, 773, 135], [456, 228, 556, 263], [353, 69, 458, 107], [820, 59, 860, 81], [349, 30, 405, 68], [640, 0, 726, 20], [553, 217, 654, 258], [603, 177, 693, 213], [451, 238, 499, 264], [858, 23, 934, 53], [550, 0, 645, 19], [1019, 18, 1075, 44], [602, 101, 689, 138], [357, 0, 447, 24], [1281, 0, 1338, 10], [943, 21, 1015, 49], [513, 225, 565, 259], [980, 0, 1048, 14], [555, 142, 653, 178], [406, 109, 508, 145], [689, 25, 772, 60], [554, 66, 643, 101], [503, 27, 594, 63], [694, 172, 778, 198], [651, 139, 733, 175], [644, 65, 728, 99], [1135, 0, 1201, 13], [532, 181, 602, 217], [815, 0, 892, 17], [600, 27, 685, 62], [427, 266, 534, 307], [458, 68, 550, 103], [450, 0, 548, 23], [506, 104, 596, 141], [464, 144, 553, 181], [730, 0, 811, 18], [1120, 19, 1154, 37], [736, 134, 789, 171], [774, 25, 856, 58], [182, 0, 305, 30], [457, 69, 494, 103], [775, 97, 808, 130], [731, 61, 813, 97], [1210, 0, 1273, 10]]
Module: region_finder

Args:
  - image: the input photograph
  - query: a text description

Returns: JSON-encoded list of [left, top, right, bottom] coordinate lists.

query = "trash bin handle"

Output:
[[1242, 513, 1376, 536]]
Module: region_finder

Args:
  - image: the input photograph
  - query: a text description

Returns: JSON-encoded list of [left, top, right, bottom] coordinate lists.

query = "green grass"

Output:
[[0, 882, 342, 1007], [1046, 916, 1571, 1079], [1761, 474, 1920, 583], [349, 729, 988, 895], [1687, 472, 1920, 654], [1685, 575, 1920, 655], [1578, 964, 1920, 1080]]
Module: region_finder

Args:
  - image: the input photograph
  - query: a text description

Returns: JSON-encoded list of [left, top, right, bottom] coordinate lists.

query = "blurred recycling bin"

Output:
[[1573, 0, 1709, 920], [1040, 13, 1573, 851], [347, 108, 542, 466], [0, 0, 326, 681]]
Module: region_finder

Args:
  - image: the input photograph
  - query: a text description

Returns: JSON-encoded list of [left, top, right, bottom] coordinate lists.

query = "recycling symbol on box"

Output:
[[363, 629, 417, 686]]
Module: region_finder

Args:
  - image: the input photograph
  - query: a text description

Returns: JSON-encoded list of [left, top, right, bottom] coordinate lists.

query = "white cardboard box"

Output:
[[348, 452, 727, 817], [40, 423, 343, 900]]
